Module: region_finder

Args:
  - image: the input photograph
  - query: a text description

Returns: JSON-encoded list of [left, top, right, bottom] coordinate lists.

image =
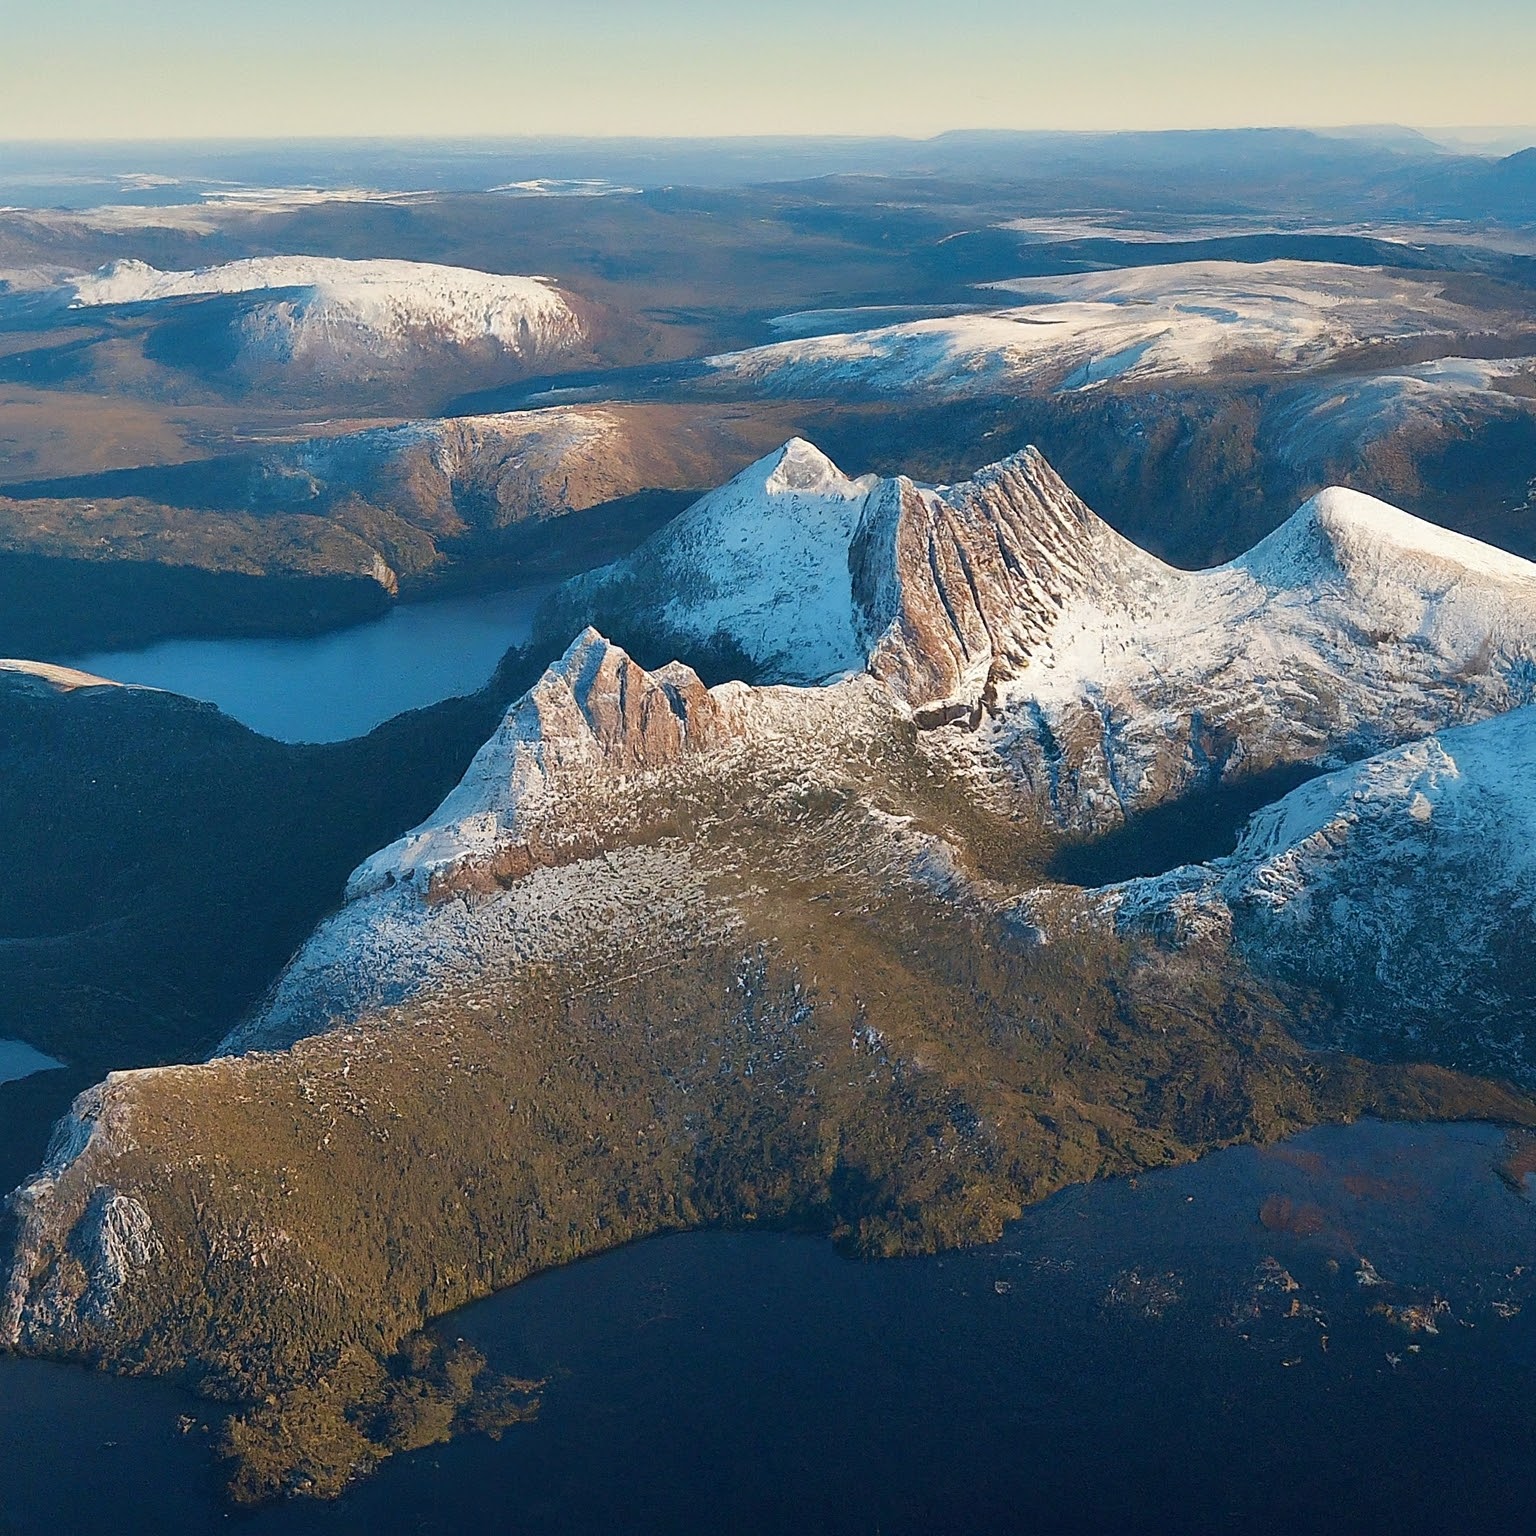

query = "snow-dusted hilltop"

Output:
[[708, 262, 1478, 399], [1269, 355, 1536, 472], [287, 406, 625, 535], [64, 256, 584, 379]]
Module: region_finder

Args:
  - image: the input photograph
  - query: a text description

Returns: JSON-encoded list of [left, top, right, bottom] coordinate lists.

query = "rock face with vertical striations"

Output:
[[851, 446, 1159, 721], [547, 439, 1536, 831], [345, 626, 743, 903]]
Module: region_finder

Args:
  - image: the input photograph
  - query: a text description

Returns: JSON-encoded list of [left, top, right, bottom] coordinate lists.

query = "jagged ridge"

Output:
[[349, 627, 744, 900]]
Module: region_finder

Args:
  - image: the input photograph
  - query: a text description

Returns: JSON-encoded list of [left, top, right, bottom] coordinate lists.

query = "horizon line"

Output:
[[2, 122, 1535, 149]]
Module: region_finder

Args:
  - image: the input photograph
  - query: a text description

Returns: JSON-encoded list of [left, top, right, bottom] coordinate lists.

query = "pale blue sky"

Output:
[[2, 0, 1533, 140]]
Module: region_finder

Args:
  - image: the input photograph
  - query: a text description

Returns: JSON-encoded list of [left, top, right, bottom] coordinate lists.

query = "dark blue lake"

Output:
[[3, 1119, 1533, 1535]]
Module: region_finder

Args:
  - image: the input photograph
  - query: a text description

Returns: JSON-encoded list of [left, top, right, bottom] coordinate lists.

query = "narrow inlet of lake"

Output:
[[61, 586, 549, 743]]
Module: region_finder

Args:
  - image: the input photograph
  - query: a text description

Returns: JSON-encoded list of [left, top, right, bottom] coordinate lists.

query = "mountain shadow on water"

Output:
[[1048, 762, 1325, 887]]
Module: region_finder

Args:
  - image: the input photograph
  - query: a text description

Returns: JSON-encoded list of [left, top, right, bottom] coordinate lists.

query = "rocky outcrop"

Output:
[[3, 1076, 161, 1352], [345, 627, 743, 903]]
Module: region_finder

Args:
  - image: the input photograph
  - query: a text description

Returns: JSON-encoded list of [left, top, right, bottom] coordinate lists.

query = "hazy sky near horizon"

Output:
[[2, 0, 1533, 140]]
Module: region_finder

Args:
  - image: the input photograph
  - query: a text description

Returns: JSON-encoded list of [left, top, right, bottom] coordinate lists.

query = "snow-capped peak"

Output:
[[542, 439, 882, 686], [543, 437, 1145, 703], [763, 436, 859, 496], [1238, 485, 1536, 593]]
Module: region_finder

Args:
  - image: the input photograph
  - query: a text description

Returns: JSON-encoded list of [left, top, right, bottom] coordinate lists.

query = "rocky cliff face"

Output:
[[550, 438, 1536, 833], [346, 627, 744, 902], [852, 446, 1155, 718], [2, 1075, 161, 1351]]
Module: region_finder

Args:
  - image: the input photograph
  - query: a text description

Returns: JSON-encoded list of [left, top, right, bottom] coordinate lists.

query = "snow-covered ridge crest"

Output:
[[978, 468, 1536, 831], [64, 256, 584, 372], [549, 434, 1536, 810], [704, 260, 1476, 399], [545, 439, 1152, 705], [1085, 707, 1536, 1078], [1239, 485, 1536, 592], [349, 628, 748, 899]]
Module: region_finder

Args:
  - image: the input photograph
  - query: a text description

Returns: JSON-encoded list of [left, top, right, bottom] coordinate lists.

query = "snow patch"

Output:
[[555, 440, 880, 684]]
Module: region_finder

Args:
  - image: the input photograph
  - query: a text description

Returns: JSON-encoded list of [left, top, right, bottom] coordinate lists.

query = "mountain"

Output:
[[8, 443, 1536, 1502], [543, 439, 1174, 706], [60, 256, 585, 382], [549, 443, 1536, 830], [1399, 145, 1536, 220], [542, 439, 882, 683], [0, 404, 792, 656]]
